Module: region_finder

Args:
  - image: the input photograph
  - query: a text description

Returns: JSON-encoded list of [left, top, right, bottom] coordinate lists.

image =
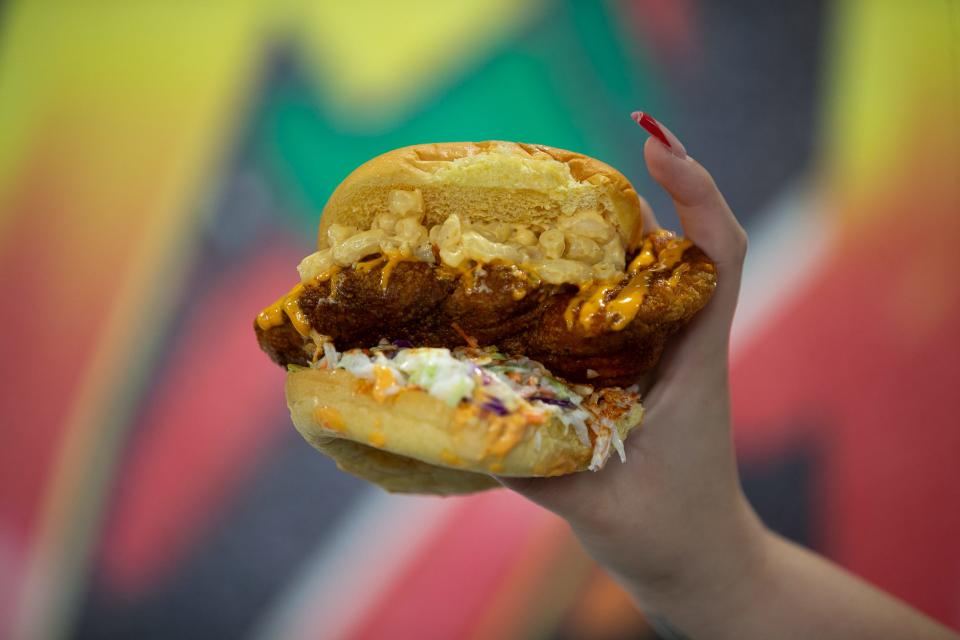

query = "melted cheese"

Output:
[[658, 239, 692, 270], [564, 234, 693, 332], [256, 296, 287, 331], [380, 251, 419, 289], [456, 263, 476, 291], [607, 273, 651, 330], [355, 255, 386, 273], [666, 262, 691, 288], [627, 237, 657, 273], [282, 283, 310, 336], [578, 281, 618, 329], [564, 282, 595, 329], [256, 266, 341, 335]]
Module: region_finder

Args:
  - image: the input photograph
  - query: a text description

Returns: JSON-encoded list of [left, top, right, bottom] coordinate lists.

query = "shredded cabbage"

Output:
[[610, 422, 626, 463], [391, 348, 475, 406], [322, 341, 339, 367], [311, 341, 639, 469], [338, 352, 375, 378]]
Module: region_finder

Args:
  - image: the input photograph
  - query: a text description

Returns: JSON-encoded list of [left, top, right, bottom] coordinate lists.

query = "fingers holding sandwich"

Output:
[[632, 113, 748, 379], [637, 193, 662, 235], [631, 113, 744, 266]]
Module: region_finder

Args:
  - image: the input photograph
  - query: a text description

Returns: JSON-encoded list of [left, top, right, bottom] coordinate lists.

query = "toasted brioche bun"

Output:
[[286, 367, 643, 495], [290, 142, 648, 494], [317, 141, 645, 251]]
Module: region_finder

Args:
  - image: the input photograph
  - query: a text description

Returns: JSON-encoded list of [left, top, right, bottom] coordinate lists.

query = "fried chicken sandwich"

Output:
[[255, 142, 716, 494]]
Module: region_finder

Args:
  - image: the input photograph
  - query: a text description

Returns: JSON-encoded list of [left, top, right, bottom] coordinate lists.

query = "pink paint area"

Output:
[[97, 245, 304, 595], [625, 0, 699, 64], [341, 490, 550, 640], [730, 186, 960, 624], [0, 133, 177, 634]]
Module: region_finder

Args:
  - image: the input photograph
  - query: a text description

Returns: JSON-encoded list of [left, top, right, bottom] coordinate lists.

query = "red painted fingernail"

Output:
[[631, 111, 687, 158]]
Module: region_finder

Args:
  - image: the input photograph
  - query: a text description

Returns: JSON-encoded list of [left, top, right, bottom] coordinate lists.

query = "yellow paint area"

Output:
[[823, 1, 960, 217], [296, 0, 544, 127]]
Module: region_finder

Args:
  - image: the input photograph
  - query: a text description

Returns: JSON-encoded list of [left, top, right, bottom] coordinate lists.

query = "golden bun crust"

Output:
[[317, 141, 644, 250], [285, 367, 643, 495], [296, 431, 500, 495]]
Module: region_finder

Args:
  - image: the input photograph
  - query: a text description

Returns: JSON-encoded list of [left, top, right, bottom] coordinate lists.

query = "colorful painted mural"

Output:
[[1, 1, 958, 638]]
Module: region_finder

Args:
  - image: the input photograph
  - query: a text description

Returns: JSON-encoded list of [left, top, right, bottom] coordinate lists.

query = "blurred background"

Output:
[[1, 1, 958, 638]]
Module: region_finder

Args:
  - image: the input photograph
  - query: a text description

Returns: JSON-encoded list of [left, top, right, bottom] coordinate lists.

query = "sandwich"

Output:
[[254, 142, 716, 494]]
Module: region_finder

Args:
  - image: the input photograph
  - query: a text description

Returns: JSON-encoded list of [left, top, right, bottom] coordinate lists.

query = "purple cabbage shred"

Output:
[[481, 397, 510, 416], [530, 395, 576, 409]]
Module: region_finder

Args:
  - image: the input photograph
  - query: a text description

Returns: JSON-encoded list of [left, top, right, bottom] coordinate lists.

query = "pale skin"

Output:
[[502, 122, 958, 639]]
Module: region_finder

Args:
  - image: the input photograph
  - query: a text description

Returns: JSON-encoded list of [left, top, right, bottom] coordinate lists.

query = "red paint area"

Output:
[[0, 154, 135, 540], [731, 201, 960, 624], [342, 491, 549, 640], [626, 0, 698, 64], [0, 208, 88, 538], [0, 140, 159, 625], [98, 245, 304, 594]]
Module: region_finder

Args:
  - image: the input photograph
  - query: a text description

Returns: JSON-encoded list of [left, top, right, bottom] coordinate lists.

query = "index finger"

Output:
[[631, 112, 749, 363], [632, 112, 747, 273]]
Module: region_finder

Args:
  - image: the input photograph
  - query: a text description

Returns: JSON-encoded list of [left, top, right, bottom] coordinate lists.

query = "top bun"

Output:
[[317, 141, 644, 250]]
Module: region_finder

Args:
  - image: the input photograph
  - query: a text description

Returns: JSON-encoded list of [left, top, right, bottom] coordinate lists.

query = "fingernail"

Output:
[[631, 111, 687, 159]]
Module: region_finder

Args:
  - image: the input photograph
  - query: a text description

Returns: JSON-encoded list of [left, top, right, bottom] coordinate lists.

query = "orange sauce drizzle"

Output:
[[627, 237, 657, 273], [313, 406, 345, 432], [256, 296, 286, 331], [256, 265, 342, 336], [577, 281, 619, 329], [282, 284, 310, 336], [485, 413, 529, 458], [607, 272, 651, 331], [456, 262, 478, 291], [666, 262, 691, 288], [657, 239, 692, 271], [563, 282, 594, 329], [564, 233, 693, 333], [355, 255, 386, 273], [371, 365, 396, 403], [258, 231, 696, 342]]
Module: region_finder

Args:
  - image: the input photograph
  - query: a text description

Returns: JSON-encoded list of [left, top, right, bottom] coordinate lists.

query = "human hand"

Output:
[[504, 114, 959, 640], [502, 112, 761, 602]]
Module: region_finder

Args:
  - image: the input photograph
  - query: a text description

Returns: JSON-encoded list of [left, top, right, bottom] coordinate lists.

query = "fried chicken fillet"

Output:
[[256, 234, 715, 386]]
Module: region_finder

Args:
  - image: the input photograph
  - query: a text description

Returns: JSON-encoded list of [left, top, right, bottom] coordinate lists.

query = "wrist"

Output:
[[616, 496, 771, 624]]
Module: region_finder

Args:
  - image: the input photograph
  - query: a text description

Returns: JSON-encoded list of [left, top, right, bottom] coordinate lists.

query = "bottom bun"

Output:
[[295, 433, 500, 495], [285, 367, 643, 495]]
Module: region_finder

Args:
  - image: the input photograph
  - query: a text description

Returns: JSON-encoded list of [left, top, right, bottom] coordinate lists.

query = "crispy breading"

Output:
[[254, 236, 716, 386]]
